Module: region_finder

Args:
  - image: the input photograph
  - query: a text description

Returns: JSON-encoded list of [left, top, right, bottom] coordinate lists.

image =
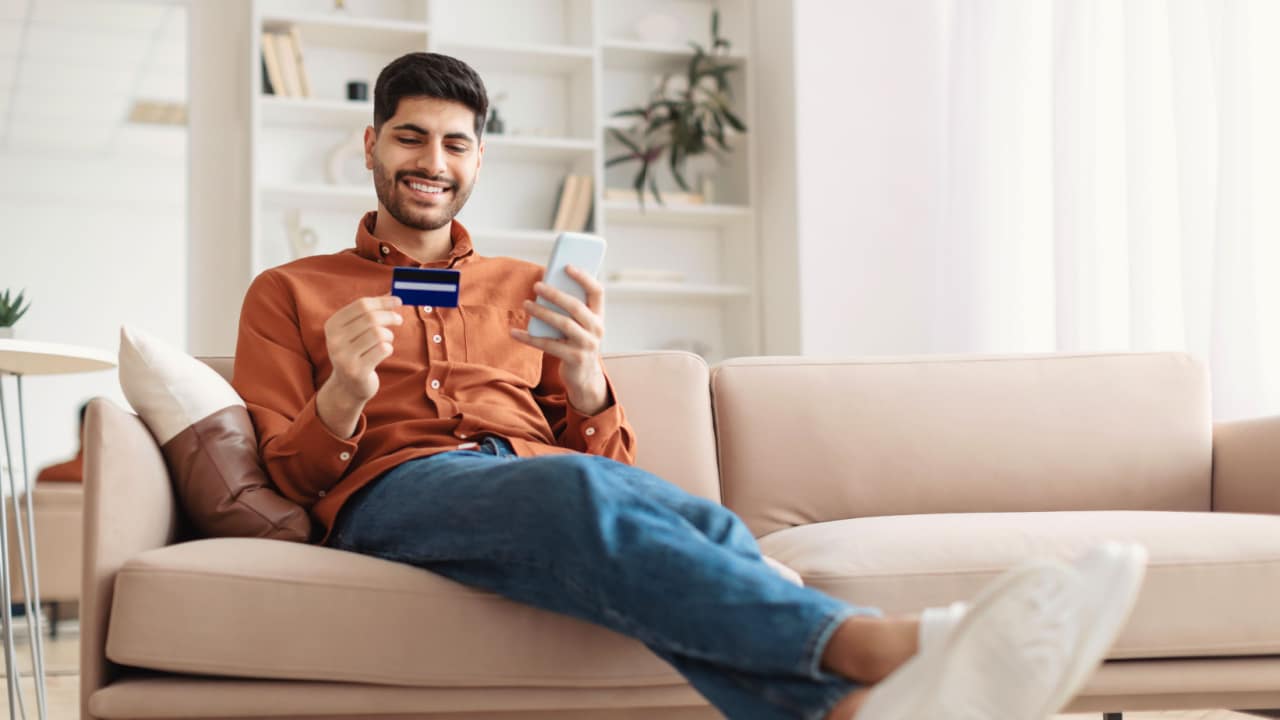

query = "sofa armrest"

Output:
[[1212, 415, 1280, 514], [81, 397, 180, 720]]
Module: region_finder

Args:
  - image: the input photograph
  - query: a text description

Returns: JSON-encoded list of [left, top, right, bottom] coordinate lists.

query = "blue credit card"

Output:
[[390, 267, 461, 307]]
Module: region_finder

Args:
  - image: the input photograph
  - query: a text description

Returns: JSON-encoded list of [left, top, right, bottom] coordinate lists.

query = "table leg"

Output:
[[16, 376, 48, 719], [0, 375, 27, 719]]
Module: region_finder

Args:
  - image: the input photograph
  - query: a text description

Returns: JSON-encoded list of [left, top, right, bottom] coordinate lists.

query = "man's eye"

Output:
[[398, 137, 420, 145], [447, 145, 468, 153]]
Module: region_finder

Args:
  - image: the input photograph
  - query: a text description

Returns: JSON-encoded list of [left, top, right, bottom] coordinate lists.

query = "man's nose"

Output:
[[416, 143, 447, 176]]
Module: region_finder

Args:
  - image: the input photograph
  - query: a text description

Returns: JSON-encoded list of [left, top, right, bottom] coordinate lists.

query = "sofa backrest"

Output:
[[711, 352, 1212, 537], [202, 350, 722, 503]]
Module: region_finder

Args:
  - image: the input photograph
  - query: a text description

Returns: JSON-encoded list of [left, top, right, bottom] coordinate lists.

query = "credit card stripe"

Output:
[[392, 281, 458, 292]]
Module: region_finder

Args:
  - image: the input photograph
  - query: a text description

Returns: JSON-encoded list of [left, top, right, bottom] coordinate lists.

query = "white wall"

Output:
[[0, 147, 186, 483], [793, 0, 946, 355], [0, 0, 187, 483], [756, 0, 947, 356]]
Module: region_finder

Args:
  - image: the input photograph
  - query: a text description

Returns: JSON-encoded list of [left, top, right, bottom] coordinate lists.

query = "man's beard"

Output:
[[371, 156, 474, 232]]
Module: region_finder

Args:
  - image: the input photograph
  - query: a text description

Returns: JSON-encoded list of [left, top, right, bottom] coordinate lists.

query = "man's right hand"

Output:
[[316, 296, 404, 438]]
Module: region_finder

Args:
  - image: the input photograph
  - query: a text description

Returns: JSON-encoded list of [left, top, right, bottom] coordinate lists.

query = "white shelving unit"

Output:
[[249, 0, 759, 361]]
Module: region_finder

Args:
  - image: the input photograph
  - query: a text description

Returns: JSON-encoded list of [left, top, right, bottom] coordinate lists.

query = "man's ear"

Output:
[[364, 125, 376, 169]]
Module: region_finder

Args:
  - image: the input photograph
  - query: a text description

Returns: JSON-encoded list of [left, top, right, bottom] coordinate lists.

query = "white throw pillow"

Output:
[[116, 325, 312, 542]]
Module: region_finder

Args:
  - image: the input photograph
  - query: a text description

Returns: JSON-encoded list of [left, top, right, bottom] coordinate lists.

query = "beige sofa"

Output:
[[81, 351, 1280, 719]]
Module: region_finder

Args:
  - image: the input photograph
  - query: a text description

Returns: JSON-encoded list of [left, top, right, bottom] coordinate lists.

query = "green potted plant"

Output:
[[606, 10, 747, 207], [0, 289, 31, 339]]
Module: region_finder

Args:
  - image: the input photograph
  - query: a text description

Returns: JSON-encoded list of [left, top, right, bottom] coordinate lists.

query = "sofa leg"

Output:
[[1103, 714, 1122, 720]]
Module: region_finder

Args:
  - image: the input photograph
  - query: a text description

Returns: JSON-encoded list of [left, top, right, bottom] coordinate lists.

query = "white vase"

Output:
[[0, 326, 13, 340]]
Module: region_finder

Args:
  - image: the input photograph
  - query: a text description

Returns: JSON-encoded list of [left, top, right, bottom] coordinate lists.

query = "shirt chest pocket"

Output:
[[458, 304, 543, 385]]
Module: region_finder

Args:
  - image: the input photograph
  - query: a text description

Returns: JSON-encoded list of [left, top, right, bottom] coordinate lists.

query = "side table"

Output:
[[0, 339, 115, 720]]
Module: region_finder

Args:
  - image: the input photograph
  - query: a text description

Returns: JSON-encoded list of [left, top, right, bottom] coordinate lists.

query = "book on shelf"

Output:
[[261, 29, 311, 98], [567, 174, 594, 232], [287, 27, 312, 98], [550, 175, 580, 232], [261, 53, 274, 95], [275, 32, 304, 97], [550, 174, 594, 232], [261, 32, 285, 97]]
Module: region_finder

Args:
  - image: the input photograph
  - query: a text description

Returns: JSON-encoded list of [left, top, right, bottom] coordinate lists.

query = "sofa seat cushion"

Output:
[[106, 538, 681, 687], [759, 510, 1280, 660]]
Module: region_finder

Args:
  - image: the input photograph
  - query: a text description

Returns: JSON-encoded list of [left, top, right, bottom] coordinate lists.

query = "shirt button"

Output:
[[339, 451, 351, 461], [585, 427, 597, 437], [318, 490, 327, 497], [377, 258, 384, 264], [423, 306, 433, 313], [430, 379, 441, 389], [458, 432, 468, 439], [380, 245, 389, 255], [432, 334, 442, 343]]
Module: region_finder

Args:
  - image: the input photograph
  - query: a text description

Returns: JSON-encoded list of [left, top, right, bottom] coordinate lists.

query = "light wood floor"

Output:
[[0, 630, 1265, 719]]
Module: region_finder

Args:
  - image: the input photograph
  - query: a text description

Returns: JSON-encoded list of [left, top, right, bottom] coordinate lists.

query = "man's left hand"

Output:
[[510, 265, 609, 416]]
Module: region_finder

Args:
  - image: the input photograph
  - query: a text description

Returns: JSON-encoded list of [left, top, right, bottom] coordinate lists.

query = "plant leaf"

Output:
[[634, 160, 652, 209], [670, 148, 691, 192], [608, 128, 644, 156], [709, 112, 729, 151], [722, 107, 747, 132], [606, 153, 638, 167]]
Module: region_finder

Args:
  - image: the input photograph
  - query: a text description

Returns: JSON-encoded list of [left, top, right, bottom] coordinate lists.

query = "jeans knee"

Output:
[[517, 454, 617, 509]]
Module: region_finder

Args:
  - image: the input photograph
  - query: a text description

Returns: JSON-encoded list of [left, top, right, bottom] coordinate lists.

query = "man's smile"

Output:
[[401, 177, 452, 202]]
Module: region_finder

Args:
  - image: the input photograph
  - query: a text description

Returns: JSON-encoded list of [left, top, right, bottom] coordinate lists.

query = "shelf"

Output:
[[256, 103, 593, 161], [244, 1, 761, 357], [602, 40, 746, 72], [261, 184, 375, 213], [606, 282, 752, 300], [604, 201, 752, 228], [260, 96, 371, 127], [261, 13, 429, 53], [436, 41, 594, 74], [483, 135, 596, 162]]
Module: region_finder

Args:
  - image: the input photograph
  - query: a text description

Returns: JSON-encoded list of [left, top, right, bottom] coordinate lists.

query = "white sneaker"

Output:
[[854, 542, 1147, 719], [918, 541, 1148, 654], [1044, 541, 1148, 712]]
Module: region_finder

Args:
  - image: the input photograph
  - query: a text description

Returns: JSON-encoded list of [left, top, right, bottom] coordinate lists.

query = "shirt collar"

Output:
[[354, 211, 475, 268]]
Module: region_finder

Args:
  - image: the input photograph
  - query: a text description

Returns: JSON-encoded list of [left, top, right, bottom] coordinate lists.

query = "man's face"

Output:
[[365, 96, 483, 232]]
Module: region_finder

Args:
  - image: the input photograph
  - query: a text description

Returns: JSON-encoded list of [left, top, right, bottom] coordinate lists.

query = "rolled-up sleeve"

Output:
[[535, 356, 636, 465], [231, 270, 365, 505]]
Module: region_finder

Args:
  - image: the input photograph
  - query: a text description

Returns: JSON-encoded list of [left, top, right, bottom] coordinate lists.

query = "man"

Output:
[[34, 402, 89, 483], [232, 52, 1146, 720]]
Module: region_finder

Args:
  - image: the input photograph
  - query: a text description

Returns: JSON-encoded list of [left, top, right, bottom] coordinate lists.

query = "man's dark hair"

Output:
[[78, 401, 90, 426], [373, 52, 489, 138]]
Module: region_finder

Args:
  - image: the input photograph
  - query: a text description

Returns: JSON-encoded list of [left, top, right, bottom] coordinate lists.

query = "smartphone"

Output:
[[528, 232, 607, 339]]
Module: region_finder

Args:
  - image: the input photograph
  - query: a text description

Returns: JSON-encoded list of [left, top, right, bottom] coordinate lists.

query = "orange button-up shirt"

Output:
[[232, 212, 637, 540]]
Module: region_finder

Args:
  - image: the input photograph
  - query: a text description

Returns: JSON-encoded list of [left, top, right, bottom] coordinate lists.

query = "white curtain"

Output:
[[932, 0, 1280, 420]]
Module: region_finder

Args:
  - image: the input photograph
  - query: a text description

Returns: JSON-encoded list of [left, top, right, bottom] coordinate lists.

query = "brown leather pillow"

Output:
[[117, 326, 311, 542]]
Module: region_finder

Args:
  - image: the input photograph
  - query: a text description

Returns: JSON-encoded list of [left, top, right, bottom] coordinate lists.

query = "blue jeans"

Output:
[[328, 436, 874, 719]]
